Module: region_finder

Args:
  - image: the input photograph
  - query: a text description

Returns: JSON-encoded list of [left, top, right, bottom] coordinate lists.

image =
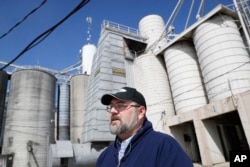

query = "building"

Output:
[[0, 2, 250, 167]]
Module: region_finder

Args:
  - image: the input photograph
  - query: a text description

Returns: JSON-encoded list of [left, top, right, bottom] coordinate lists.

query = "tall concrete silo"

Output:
[[70, 74, 89, 143], [0, 71, 8, 114], [58, 82, 70, 140], [0, 70, 8, 147], [164, 41, 207, 113], [134, 53, 175, 132], [136, 15, 174, 132], [193, 14, 250, 101], [2, 69, 56, 167], [139, 14, 167, 53]]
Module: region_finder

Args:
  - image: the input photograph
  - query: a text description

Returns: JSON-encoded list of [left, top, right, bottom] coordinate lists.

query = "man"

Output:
[[96, 87, 193, 167]]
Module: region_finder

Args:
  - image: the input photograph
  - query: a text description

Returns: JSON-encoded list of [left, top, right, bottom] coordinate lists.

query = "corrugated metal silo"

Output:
[[164, 41, 207, 113], [81, 44, 96, 75], [70, 74, 89, 143], [193, 14, 250, 101], [134, 53, 175, 132], [2, 69, 56, 167], [139, 14, 167, 53], [58, 83, 70, 140], [0, 70, 8, 144]]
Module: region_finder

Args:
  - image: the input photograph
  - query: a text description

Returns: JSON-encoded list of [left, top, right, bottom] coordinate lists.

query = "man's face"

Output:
[[108, 99, 139, 135]]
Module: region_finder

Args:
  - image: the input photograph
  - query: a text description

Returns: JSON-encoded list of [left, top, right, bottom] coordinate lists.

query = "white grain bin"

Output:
[[2, 69, 56, 167], [134, 53, 174, 132], [81, 44, 96, 75], [164, 41, 207, 113], [58, 82, 70, 140], [70, 74, 89, 143], [193, 14, 250, 101], [139, 14, 167, 53]]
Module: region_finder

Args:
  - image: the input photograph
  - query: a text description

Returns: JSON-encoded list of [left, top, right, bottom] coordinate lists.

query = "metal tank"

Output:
[[58, 83, 70, 140], [70, 74, 89, 143], [139, 14, 167, 53], [134, 53, 175, 132], [164, 41, 207, 113], [81, 44, 96, 75], [0, 70, 8, 145], [193, 14, 250, 101], [2, 69, 56, 167]]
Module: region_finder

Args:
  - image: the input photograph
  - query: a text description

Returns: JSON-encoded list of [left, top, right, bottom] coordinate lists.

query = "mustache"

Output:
[[110, 116, 120, 121]]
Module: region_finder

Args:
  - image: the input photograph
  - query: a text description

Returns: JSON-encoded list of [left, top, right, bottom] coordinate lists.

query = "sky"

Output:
[[0, 0, 234, 72]]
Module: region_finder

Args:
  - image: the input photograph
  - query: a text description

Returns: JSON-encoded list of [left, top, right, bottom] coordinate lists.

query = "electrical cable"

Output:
[[0, 0, 47, 39], [0, 0, 90, 71]]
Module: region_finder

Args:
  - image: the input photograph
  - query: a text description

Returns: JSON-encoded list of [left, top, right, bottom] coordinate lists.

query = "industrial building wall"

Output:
[[83, 29, 133, 142]]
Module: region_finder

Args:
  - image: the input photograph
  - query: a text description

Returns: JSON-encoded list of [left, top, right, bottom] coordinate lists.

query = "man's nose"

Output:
[[110, 106, 118, 114]]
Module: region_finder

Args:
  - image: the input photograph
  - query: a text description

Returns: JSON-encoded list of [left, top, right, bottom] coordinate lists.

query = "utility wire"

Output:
[[0, 0, 47, 39], [0, 0, 90, 71]]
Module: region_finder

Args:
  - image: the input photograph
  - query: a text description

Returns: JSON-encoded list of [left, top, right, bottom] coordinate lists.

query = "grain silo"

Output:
[[58, 82, 70, 140], [134, 53, 175, 132], [81, 44, 96, 75], [0, 70, 8, 146], [164, 41, 207, 113], [0, 71, 8, 113], [136, 15, 174, 132], [2, 69, 56, 167], [193, 14, 250, 101], [70, 74, 89, 143], [139, 14, 167, 53]]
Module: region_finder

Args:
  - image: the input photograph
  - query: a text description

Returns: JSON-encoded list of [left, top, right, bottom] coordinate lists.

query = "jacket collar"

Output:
[[114, 118, 153, 150]]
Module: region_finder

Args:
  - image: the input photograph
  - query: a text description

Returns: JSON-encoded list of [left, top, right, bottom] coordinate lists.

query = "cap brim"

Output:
[[101, 94, 116, 105], [101, 92, 132, 105]]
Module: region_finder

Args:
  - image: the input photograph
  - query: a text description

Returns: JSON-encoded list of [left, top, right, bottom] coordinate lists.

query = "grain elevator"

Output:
[[0, 2, 250, 167]]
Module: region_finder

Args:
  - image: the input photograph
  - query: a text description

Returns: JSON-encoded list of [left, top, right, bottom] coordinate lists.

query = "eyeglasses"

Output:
[[107, 103, 140, 113]]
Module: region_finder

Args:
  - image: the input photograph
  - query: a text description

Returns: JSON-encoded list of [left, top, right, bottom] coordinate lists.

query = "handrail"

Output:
[[102, 20, 140, 35]]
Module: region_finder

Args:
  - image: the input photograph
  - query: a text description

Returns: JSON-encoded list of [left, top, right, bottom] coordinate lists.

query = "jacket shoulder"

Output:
[[96, 144, 116, 165]]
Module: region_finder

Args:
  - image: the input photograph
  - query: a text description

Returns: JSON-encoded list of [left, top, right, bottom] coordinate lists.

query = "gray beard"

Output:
[[110, 111, 138, 135]]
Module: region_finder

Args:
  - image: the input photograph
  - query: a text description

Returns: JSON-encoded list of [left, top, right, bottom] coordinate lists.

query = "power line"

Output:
[[0, 0, 90, 71], [0, 0, 47, 39]]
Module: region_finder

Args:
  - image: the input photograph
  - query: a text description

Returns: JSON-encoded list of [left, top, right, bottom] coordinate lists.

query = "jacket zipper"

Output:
[[117, 160, 121, 167]]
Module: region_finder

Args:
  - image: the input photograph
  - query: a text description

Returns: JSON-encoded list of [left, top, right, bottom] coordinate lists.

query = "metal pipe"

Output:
[[196, 0, 205, 19], [185, 0, 195, 29], [233, 0, 250, 51]]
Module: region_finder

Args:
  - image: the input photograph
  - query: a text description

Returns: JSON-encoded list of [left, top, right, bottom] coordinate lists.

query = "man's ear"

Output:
[[138, 106, 146, 119]]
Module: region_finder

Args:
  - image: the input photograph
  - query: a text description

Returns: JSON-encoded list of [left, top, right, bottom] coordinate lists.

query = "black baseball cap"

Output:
[[101, 87, 147, 109]]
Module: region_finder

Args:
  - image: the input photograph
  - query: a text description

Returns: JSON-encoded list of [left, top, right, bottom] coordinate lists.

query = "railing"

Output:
[[102, 20, 140, 35]]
